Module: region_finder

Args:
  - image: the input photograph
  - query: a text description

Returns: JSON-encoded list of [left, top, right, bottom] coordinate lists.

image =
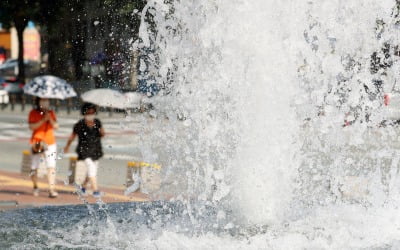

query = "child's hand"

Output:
[[42, 114, 49, 122], [63, 146, 69, 153], [43, 112, 51, 122]]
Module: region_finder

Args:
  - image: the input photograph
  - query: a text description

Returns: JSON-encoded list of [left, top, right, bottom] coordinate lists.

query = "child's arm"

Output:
[[64, 133, 77, 153], [46, 112, 59, 130], [29, 115, 48, 131], [100, 127, 105, 137]]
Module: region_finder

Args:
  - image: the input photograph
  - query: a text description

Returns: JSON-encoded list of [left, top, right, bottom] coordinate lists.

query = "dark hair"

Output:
[[34, 97, 43, 110], [81, 102, 97, 115]]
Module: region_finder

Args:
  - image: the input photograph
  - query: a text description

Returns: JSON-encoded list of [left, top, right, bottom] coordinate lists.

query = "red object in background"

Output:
[[0, 54, 5, 64], [1, 77, 24, 90], [0, 46, 6, 64], [384, 94, 390, 106]]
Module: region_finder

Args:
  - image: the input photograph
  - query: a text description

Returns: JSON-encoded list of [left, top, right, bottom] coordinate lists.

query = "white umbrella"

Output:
[[81, 88, 127, 109], [24, 75, 77, 99], [124, 92, 143, 109]]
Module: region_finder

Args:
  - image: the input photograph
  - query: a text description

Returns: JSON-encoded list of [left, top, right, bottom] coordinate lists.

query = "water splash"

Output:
[[5, 0, 400, 249], [136, 0, 400, 237], [136, 0, 303, 224]]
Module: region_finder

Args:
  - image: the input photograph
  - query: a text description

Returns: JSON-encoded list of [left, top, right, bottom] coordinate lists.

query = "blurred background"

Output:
[[0, 0, 162, 208], [0, 0, 155, 109]]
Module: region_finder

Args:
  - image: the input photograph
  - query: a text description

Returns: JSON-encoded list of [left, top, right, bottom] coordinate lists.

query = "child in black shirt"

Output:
[[64, 103, 105, 198]]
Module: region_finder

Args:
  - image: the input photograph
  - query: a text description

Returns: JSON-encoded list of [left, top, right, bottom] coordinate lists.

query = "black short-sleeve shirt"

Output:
[[73, 119, 103, 160]]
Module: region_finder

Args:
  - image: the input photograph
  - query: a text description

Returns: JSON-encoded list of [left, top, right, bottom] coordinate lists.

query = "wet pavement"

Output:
[[0, 169, 148, 211]]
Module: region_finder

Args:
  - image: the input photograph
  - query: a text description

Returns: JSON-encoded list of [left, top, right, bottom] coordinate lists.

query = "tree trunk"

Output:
[[14, 19, 26, 83], [72, 20, 86, 80]]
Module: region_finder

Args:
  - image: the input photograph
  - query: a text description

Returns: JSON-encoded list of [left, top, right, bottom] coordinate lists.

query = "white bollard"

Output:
[[126, 161, 161, 194], [20, 150, 46, 177], [68, 157, 87, 185]]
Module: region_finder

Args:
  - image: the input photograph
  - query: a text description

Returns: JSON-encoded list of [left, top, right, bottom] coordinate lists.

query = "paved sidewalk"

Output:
[[0, 170, 148, 211], [0, 110, 145, 187]]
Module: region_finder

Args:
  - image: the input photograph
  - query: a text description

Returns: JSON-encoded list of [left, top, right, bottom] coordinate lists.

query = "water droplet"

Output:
[[57, 152, 64, 160], [183, 119, 192, 127], [217, 210, 226, 220], [224, 223, 234, 230], [149, 110, 157, 118]]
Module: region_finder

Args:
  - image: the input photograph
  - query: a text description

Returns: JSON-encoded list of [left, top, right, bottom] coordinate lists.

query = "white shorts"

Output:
[[84, 158, 99, 178], [31, 144, 57, 170]]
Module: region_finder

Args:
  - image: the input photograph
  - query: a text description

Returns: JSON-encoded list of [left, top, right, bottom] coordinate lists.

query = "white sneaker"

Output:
[[33, 188, 39, 197], [48, 191, 58, 198]]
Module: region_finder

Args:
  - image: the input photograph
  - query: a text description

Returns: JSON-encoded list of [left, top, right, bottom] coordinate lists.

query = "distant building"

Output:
[[0, 21, 41, 63], [0, 27, 11, 64], [23, 22, 41, 61]]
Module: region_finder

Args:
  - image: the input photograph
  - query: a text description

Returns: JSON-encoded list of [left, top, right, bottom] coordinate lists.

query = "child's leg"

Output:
[[45, 144, 58, 196], [30, 153, 40, 189], [84, 158, 99, 191], [89, 177, 98, 191], [31, 170, 38, 188], [82, 176, 89, 188], [47, 168, 56, 191]]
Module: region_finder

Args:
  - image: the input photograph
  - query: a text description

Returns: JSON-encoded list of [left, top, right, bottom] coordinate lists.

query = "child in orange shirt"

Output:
[[28, 97, 59, 198]]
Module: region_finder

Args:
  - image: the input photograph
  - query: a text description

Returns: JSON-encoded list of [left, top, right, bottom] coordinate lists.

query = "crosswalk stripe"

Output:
[[0, 120, 139, 141]]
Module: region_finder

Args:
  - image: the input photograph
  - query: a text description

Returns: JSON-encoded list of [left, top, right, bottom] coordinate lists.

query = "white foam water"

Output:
[[134, 0, 400, 247], [137, 0, 305, 225]]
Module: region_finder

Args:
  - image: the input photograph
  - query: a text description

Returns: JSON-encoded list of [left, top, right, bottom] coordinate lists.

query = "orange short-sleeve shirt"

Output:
[[28, 109, 57, 145]]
